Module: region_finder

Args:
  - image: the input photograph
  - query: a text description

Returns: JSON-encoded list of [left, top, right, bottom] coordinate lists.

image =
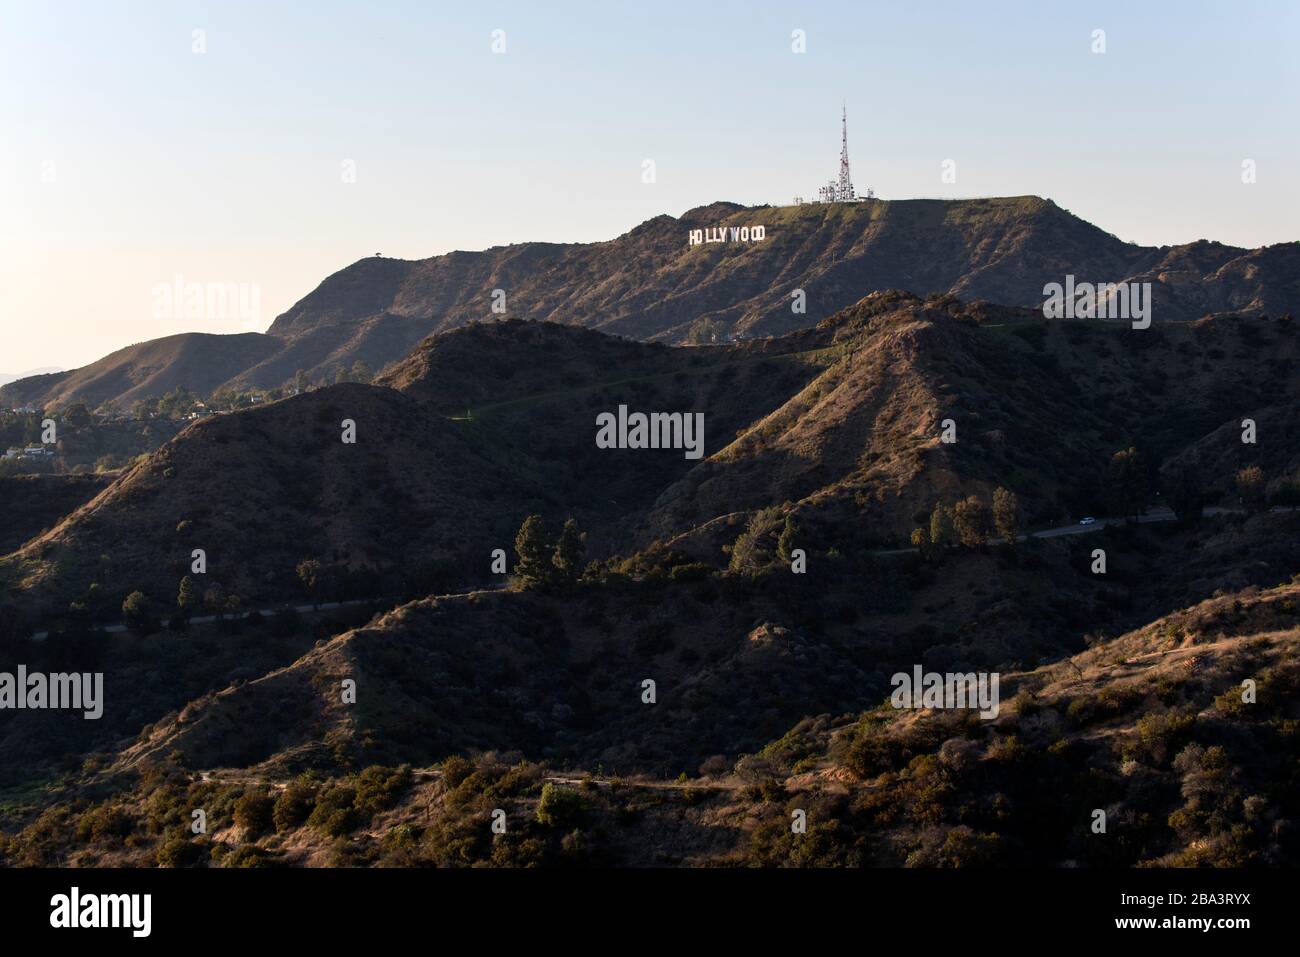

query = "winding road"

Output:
[[870, 504, 1276, 556]]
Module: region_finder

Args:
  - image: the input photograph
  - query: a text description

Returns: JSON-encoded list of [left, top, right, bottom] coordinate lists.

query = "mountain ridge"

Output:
[[7, 289, 1298, 628], [5, 196, 1294, 412]]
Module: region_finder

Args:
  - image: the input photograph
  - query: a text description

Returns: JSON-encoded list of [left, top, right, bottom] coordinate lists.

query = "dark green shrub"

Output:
[[307, 784, 359, 837], [76, 804, 133, 843], [273, 778, 318, 831], [535, 783, 586, 829], [233, 791, 275, 839], [156, 836, 207, 868], [354, 765, 412, 819], [441, 755, 474, 788]]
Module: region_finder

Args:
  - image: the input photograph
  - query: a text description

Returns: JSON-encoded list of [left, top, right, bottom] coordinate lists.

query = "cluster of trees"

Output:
[[910, 487, 1020, 560], [0, 411, 51, 448], [108, 555, 476, 638], [291, 361, 373, 394], [118, 583, 250, 635], [0, 456, 55, 477], [1230, 464, 1300, 510], [1105, 447, 1279, 523], [513, 515, 586, 592], [175, 576, 245, 625], [1165, 459, 1297, 523], [56, 403, 94, 428], [206, 388, 277, 411], [294, 559, 383, 606], [128, 386, 290, 419], [294, 556, 464, 605], [907, 454, 1290, 562], [131, 387, 204, 420]]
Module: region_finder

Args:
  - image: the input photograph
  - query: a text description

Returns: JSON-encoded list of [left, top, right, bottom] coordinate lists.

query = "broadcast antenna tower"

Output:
[[837, 101, 854, 201], [800, 103, 873, 205]]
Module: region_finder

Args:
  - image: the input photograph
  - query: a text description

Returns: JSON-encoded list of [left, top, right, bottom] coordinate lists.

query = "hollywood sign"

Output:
[[687, 225, 767, 247]]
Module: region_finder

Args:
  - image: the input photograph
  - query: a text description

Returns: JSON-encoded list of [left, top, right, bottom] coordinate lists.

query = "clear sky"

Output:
[[2, 0, 1296, 371]]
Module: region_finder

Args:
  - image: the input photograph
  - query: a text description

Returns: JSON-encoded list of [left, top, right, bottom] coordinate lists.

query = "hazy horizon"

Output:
[[3, 0, 1297, 371]]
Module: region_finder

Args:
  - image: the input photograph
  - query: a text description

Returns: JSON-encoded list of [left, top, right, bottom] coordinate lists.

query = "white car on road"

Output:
[[1079, 517, 1097, 526]]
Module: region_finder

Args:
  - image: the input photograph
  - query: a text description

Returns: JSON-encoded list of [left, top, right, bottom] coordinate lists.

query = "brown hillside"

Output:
[[0, 474, 112, 554], [0, 332, 279, 412], [9, 295, 1300, 626], [1, 384, 546, 616], [8, 197, 1293, 412]]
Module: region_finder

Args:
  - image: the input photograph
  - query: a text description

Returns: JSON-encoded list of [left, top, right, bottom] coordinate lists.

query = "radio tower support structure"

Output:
[[837, 102, 855, 201], [816, 102, 869, 203]]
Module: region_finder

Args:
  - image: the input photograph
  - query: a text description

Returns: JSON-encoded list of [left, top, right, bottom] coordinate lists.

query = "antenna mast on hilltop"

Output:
[[837, 101, 854, 200], [806, 102, 872, 204]]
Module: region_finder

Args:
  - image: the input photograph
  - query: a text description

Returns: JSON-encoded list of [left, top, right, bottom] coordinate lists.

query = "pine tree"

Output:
[[726, 506, 781, 576], [929, 503, 954, 550], [177, 575, 198, 624], [992, 487, 1020, 545], [122, 591, 157, 635], [296, 559, 322, 606], [953, 494, 992, 548], [514, 515, 554, 591], [552, 517, 587, 589]]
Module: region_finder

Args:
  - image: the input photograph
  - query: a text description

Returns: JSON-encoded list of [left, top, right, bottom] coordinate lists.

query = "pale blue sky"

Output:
[[1, 0, 1296, 370]]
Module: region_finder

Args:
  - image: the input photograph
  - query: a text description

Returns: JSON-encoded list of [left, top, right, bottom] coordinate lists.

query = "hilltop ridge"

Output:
[[7, 289, 1299, 626], [5, 197, 1294, 412]]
